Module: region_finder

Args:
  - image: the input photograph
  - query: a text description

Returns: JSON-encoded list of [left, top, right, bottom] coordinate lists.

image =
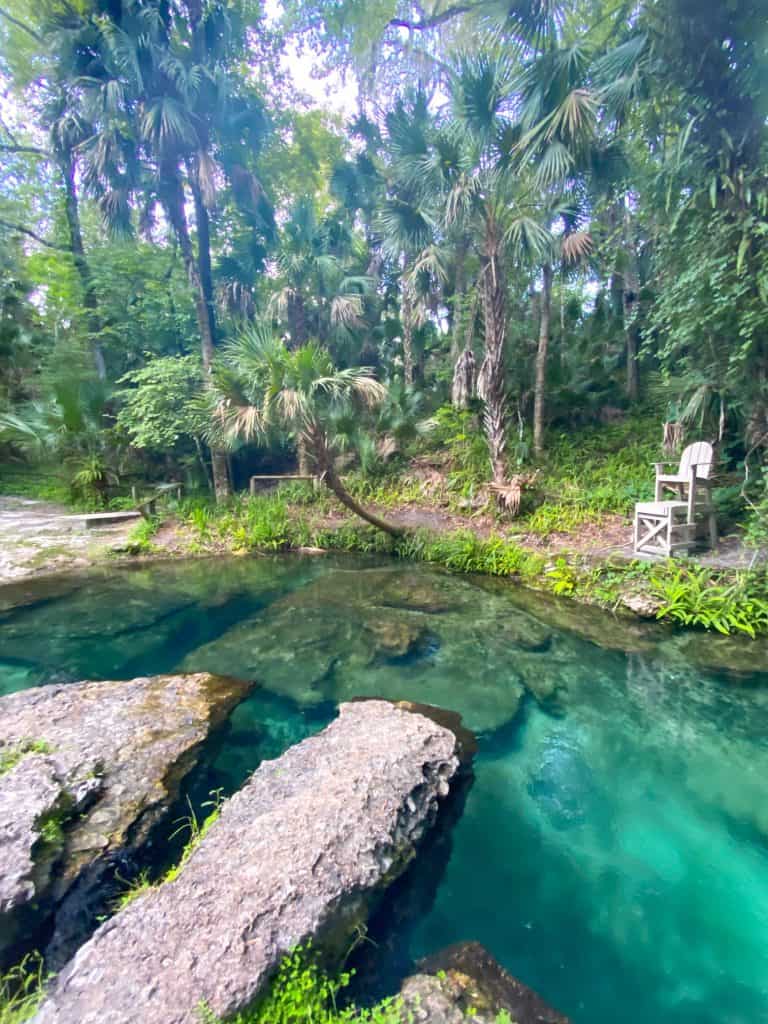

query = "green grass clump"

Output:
[[113, 791, 224, 910], [125, 516, 161, 554], [198, 948, 516, 1024], [199, 949, 404, 1024], [0, 954, 46, 1024], [0, 739, 52, 776]]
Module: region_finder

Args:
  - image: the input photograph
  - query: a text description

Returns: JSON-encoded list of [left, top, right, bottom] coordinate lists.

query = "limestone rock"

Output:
[[0, 672, 252, 965], [34, 700, 466, 1024], [400, 941, 570, 1024], [620, 591, 662, 619]]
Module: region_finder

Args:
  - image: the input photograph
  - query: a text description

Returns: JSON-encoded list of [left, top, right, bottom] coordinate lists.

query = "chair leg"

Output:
[[708, 511, 718, 549]]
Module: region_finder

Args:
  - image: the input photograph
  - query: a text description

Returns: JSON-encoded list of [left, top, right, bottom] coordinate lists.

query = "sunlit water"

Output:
[[2, 555, 768, 1023]]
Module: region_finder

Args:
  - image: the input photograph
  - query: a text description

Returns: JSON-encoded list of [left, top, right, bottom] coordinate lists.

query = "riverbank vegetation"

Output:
[[0, 0, 766, 630]]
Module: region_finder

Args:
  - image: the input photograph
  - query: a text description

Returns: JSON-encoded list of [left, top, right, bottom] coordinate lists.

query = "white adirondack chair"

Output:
[[634, 442, 717, 557]]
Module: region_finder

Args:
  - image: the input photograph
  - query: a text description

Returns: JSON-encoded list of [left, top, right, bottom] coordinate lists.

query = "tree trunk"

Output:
[[533, 262, 552, 457], [401, 276, 415, 388], [478, 221, 508, 485], [297, 437, 310, 476], [287, 291, 308, 348], [324, 463, 404, 536], [308, 424, 402, 536], [622, 201, 640, 402], [59, 151, 106, 380], [450, 236, 469, 359], [164, 172, 230, 501]]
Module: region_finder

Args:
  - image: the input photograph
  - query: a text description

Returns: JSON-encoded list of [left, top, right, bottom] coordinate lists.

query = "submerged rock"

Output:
[[400, 941, 570, 1024], [0, 672, 252, 966], [34, 700, 467, 1024]]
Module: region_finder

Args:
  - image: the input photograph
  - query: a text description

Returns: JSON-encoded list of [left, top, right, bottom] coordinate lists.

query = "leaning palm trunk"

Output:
[[478, 226, 508, 485], [308, 424, 403, 537]]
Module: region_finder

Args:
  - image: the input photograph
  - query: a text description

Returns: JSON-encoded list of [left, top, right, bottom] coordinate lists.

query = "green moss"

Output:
[[0, 740, 52, 777]]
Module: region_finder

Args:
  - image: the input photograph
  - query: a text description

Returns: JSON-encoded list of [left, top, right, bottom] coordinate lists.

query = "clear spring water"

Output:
[[2, 555, 768, 1023]]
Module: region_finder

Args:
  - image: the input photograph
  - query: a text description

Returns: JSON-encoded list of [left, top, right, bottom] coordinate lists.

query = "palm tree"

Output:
[[213, 325, 403, 536], [50, 0, 274, 501]]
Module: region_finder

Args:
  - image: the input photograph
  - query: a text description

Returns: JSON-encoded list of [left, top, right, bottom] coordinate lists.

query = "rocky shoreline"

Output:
[[0, 672, 254, 967]]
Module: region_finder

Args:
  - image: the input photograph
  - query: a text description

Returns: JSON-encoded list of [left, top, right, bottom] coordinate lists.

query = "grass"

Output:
[[198, 948, 514, 1024], [0, 954, 46, 1024], [0, 739, 52, 777], [113, 791, 224, 911], [125, 516, 161, 554]]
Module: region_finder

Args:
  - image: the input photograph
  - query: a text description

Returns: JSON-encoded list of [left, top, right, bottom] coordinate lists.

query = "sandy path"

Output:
[[0, 496, 133, 583]]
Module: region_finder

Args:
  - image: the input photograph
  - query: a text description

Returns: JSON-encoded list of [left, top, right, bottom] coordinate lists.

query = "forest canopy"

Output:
[[0, 0, 766, 519]]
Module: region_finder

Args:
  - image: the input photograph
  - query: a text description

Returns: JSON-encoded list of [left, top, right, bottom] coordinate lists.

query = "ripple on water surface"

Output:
[[1, 554, 768, 1024]]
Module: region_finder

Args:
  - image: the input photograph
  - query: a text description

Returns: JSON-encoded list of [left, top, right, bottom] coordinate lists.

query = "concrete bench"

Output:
[[58, 511, 142, 530]]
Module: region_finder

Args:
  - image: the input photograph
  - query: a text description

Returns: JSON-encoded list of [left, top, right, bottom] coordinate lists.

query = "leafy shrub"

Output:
[[649, 565, 768, 637]]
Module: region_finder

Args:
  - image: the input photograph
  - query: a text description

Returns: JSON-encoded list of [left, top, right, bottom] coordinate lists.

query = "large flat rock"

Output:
[[0, 672, 252, 965], [34, 700, 466, 1024]]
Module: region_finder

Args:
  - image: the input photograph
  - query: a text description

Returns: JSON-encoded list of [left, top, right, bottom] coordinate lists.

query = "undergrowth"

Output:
[[0, 954, 46, 1024], [173, 488, 768, 636], [125, 516, 161, 554], [649, 565, 768, 638], [113, 791, 224, 911], [198, 949, 513, 1024]]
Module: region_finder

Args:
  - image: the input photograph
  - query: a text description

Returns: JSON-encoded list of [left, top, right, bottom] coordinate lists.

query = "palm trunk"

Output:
[[297, 437, 310, 476], [478, 221, 508, 485], [533, 262, 552, 457], [287, 291, 308, 348], [324, 464, 403, 536], [401, 276, 415, 388], [165, 172, 230, 501], [309, 425, 402, 536], [59, 150, 106, 380]]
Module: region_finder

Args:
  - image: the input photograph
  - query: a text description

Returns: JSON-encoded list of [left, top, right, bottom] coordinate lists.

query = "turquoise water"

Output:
[[2, 555, 768, 1022]]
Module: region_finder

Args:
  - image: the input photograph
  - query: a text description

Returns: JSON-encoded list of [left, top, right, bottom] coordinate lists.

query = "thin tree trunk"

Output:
[[622, 201, 640, 402], [533, 262, 553, 457], [401, 276, 415, 388], [478, 221, 508, 485], [450, 236, 469, 360], [59, 151, 106, 380], [164, 172, 230, 501]]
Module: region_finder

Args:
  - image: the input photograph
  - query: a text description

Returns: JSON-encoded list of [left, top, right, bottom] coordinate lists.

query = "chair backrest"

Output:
[[679, 441, 714, 479]]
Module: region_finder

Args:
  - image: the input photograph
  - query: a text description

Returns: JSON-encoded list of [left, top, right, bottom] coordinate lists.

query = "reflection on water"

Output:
[[2, 555, 768, 1024]]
